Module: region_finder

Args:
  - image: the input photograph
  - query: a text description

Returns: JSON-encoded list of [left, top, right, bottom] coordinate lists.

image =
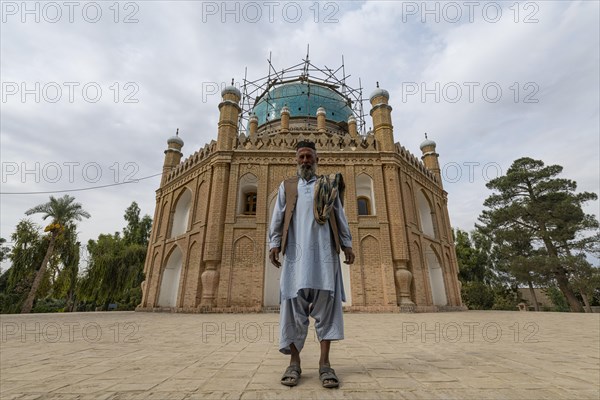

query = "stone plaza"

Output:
[[1, 310, 599, 399]]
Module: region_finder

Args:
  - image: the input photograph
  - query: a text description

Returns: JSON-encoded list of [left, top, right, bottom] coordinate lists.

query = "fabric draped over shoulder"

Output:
[[313, 173, 345, 225]]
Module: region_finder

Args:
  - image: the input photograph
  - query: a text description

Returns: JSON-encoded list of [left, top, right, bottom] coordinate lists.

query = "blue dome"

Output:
[[252, 82, 353, 126]]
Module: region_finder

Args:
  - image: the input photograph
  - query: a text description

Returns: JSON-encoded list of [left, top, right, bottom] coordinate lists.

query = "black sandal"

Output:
[[281, 364, 302, 386], [319, 365, 339, 388]]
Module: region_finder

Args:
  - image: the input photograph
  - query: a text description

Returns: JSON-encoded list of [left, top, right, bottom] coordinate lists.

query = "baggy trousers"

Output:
[[279, 288, 344, 354]]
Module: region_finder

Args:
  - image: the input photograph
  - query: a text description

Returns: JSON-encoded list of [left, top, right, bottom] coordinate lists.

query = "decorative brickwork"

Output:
[[137, 82, 465, 314]]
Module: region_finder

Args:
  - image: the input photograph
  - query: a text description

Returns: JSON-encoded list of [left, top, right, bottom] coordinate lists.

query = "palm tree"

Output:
[[20, 195, 90, 313]]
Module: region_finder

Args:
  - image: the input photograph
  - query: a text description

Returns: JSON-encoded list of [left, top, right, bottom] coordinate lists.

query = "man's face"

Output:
[[296, 147, 318, 180]]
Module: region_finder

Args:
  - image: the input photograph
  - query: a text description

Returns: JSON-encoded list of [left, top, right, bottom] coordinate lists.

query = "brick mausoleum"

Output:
[[136, 59, 465, 313]]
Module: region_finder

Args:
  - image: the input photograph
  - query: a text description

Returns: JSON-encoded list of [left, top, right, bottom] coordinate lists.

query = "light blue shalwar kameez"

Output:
[[269, 176, 352, 354]]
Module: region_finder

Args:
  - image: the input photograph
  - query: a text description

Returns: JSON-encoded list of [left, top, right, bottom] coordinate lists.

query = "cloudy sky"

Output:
[[1, 1, 598, 268]]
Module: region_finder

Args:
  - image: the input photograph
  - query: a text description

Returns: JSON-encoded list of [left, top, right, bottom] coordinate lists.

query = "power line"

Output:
[[0, 172, 162, 195]]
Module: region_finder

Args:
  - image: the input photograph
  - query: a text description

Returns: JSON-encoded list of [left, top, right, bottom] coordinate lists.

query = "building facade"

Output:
[[137, 73, 465, 313]]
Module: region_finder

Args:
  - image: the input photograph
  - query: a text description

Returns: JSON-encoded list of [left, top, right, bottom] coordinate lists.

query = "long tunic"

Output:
[[269, 175, 353, 302]]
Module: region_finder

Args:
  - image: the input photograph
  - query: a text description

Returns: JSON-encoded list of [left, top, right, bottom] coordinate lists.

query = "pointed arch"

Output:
[[169, 188, 192, 238], [356, 173, 376, 215], [416, 189, 436, 238], [425, 245, 447, 306], [157, 245, 183, 307], [238, 173, 258, 215]]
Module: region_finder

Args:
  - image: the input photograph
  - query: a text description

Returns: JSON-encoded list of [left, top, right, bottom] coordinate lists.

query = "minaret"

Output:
[[316, 106, 326, 133], [369, 82, 394, 151], [161, 129, 184, 186], [420, 133, 442, 186], [201, 81, 239, 308], [348, 115, 358, 139], [280, 105, 290, 133], [216, 81, 241, 151], [248, 113, 258, 138]]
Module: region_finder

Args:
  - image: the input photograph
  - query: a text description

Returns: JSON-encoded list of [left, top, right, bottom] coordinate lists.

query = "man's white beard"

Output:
[[298, 163, 316, 181]]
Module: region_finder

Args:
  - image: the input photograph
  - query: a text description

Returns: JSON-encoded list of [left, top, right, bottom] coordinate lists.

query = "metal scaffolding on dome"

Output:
[[237, 49, 368, 136]]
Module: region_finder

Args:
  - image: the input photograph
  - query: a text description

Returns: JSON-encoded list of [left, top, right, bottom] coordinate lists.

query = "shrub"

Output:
[[543, 286, 570, 312], [490, 286, 519, 310], [32, 298, 66, 313], [461, 281, 495, 310]]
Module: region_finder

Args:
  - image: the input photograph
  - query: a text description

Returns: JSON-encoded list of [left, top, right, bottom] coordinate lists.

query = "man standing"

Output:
[[269, 140, 355, 388]]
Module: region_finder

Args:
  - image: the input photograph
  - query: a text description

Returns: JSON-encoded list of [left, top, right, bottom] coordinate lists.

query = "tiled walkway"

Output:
[[1, 310, 598, 399]]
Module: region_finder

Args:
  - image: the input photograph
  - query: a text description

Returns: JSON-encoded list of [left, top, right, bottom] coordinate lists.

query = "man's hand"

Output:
[[342, 247, 355, 265], [269, 247, 281, 268]]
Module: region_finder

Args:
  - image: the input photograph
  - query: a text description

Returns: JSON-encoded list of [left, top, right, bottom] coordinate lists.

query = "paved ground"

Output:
[[1, 310, 598, 399]]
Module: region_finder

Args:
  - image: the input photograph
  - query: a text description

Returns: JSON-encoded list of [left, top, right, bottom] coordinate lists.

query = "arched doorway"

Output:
[[425, 247, 447, 306], [264, 195, 282, 306], [157, 246, 183, 307]]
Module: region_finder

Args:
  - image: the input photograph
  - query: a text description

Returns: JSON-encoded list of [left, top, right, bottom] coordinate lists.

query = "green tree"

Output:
[[79, 233, 125, 308], [123, 202, 152, 246], [478, 158, 598, 312], [487, 227, 547, 311], [0, 237, 10, 264], [78, 202, 149, 310], [454, 228, 492, 283], [461, 281, 495, 310], [51, 225, 81, 312], [21, 195, 90, 313], [0, 220, 48, 313], [568, 255, 600, 312], [453, 228, 518, 310], [544, 286, 570, 312]]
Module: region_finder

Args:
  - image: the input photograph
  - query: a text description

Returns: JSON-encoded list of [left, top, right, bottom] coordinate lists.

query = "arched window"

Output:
[[356, 174, 376, 215], [169, 189, 192, 238], [244, 192, 257, 215], [357, 196, 371, 216], [237, 173, 258, 215], [416, 190, 436, 238]]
